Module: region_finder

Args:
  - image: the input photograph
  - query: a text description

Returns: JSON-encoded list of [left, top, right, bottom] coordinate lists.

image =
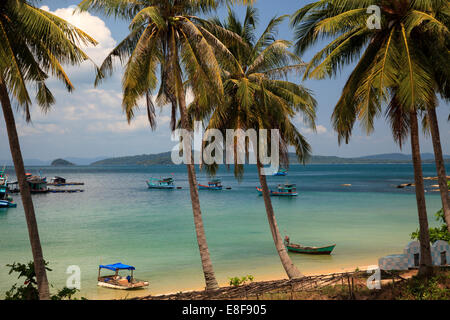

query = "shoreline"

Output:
[[89, 259, 380, 300]]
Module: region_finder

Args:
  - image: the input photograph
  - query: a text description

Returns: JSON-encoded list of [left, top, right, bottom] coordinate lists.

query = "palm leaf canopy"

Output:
[[0, 0, 97, 121], [291, 0, 449, 146], [187, 7, 317, 177], [78, 0, 254, 130]]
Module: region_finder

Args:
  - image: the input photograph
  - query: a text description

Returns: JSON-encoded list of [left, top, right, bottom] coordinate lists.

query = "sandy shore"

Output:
[[88, 259, 380, 300]]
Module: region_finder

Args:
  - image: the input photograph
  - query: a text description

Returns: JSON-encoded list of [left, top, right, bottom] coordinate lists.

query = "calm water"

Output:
[[0, 163, 446, 299]]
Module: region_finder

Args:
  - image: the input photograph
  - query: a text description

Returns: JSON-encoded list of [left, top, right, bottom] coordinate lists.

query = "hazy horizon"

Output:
[[1, 0, 449, 161]]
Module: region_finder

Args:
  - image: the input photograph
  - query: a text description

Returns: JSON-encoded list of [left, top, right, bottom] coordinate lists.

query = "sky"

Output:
[[0, 0, 449, 162]]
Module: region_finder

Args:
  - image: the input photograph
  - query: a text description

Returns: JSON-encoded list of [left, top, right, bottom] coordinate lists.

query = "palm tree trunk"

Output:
[[0, 78, 50, 299], [427, 107, 450, 232], [175, 75, 219, 291], [256, 159, 303, 279], [410, 110, 433, 277]]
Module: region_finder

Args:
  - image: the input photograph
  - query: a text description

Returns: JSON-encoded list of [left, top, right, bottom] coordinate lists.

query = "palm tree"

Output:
[[0, 0, 97, 299], [78, 0, 253, 291], [291, 0, 450, 276], [190, 7, 317, 279]]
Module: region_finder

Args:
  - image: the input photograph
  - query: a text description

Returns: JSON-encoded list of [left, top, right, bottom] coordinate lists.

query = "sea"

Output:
[[0, 163, 447, 299]]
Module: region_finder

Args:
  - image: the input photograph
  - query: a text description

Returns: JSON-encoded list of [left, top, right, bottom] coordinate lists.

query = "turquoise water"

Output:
[[0, 163, 446, 299]]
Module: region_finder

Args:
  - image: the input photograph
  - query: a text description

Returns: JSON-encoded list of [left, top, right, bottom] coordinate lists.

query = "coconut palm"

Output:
[[78, 0, 254, 291], [291, 0, 450, 276], [189, 7, 317, 279], [0, 0, 97, 299]]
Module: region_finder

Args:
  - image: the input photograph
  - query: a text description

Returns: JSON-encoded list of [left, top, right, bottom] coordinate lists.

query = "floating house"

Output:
[[27, 176, 48, 193], [379, 240, 450, 270]]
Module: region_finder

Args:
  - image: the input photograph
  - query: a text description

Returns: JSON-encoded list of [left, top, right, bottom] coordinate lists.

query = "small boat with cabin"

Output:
[[0, 166, 7, 186], [284, 236, 336, 255], [27, 176, 48, 193], [50, 176, 66, 185], [198, 179, 223, 190], [97, 263, 149, 290], [256, 184, 298, 197], [146, 177, 175, 189], [0, 170, 17, 208]]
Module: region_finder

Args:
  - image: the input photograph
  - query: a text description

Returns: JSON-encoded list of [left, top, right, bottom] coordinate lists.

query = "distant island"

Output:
[[90, 152, 450, 166], [51, 158, 75, 166]]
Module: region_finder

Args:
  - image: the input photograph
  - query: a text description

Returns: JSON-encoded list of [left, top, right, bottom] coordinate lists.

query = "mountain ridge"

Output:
[[91, 152, 450, 166]]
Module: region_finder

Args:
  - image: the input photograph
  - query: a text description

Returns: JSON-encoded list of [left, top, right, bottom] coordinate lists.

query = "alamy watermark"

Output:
[[366, 265, 381, 290], [170, 121, 280, 175], [66, 265, 81, 290], [367, 5, 381, 30]]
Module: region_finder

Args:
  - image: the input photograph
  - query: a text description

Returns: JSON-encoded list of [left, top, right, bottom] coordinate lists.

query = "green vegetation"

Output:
[[292, 0, 450, 276], [5, 261, 84, 300], [229, 275, 254, 287], [91, 152, 450, 166], [51, 158, 75, 166], [411, 209, 450, 243], [403, 272, 450, 300], [0, 0, 98, 299]]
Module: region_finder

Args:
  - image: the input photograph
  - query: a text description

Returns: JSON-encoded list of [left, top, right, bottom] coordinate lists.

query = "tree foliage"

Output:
[[4, 261, 83, 300]]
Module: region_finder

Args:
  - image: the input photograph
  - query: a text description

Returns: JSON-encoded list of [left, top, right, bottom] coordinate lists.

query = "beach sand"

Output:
[[88, 258, 380, 300]]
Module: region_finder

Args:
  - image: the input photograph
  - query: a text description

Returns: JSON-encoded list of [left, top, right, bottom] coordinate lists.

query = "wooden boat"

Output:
[[146, 177, 175, 189], [284, 237, 336, 255], [0, 166, 7, 186], [0, 183, 16, 208], [199, 179, 223, 190], [26, 176, 48, 193], [273, 168, 288, 176], [256, 184, 298, 197], [48, 176, 84, 186], [97, 263, 149, 290]]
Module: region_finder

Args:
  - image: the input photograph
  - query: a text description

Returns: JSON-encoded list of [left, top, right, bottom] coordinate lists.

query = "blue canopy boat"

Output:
[[256, 184, 298, 197], [97, 263, 149, 290], [146, 177, 175, 189], [273, 168, 288, 176], [198, 179, 222, 190]]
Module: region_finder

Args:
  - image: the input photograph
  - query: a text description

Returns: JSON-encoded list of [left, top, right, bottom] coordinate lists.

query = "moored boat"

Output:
[[273, 168, 288, 176], [284, 236, 336, 255], [198, 179, 223, 190], [256, 184, 298, 196], [146, 177, 175, 189], [27, 176, 49, 193], [0, 181, 17, 208], [97, 263, 149, 290]]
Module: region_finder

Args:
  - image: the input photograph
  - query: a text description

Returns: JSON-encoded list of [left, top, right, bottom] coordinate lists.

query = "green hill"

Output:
[[51, 158, 75, 166], [90, 152, 450, 166]]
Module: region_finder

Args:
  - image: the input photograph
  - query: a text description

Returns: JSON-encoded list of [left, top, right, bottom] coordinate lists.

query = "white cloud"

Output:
[[40, 5, 116, 65], [301, 124, 328, 135]]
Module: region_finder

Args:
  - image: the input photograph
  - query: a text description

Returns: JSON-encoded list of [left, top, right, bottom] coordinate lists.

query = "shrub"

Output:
[[4, 261, 84, 300]]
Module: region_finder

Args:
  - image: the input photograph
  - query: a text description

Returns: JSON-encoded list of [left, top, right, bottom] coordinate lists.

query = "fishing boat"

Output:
[[0, 182, 16, 208], [27, 176, 48, 193], [273, 168, 288, 176], [284, 237, 336, 255], [198, 179, 223, 190], [256, 184, 298, 196], [0, 166, 7, 186], [97, 263, 149, 290], [50, 176, 66, 184], [146, 177, 175, 189]]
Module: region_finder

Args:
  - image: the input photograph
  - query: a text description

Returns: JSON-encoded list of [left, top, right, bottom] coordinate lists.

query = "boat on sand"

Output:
[[97, 263, 149, 290]]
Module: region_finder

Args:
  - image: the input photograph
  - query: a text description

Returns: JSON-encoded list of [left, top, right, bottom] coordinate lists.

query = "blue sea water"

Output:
[[0, 163, 446, 299]]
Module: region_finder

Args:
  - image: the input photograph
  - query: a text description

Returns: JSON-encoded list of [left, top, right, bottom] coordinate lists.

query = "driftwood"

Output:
[[131, 271, 383, 300]]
